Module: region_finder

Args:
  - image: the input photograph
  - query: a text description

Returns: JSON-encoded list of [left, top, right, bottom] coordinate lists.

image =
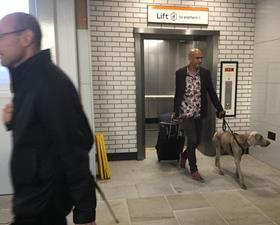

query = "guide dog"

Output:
[[213, 131, 270, 189]]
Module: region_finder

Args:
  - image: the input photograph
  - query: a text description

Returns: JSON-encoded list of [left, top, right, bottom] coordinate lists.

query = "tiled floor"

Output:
[[1, 149, 280, 225], [145, 123, 158, 148]]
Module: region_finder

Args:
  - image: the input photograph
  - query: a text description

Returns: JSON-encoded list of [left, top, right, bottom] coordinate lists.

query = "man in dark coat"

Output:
[[0, 12, 97, 225], [173, 48, 225, 182]]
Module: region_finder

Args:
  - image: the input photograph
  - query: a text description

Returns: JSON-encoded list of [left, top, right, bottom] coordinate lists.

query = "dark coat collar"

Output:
[[9, 49, 51, 92]]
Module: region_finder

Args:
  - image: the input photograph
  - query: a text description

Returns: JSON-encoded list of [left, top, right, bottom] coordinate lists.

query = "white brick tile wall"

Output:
[[89, 0, 256, 154]]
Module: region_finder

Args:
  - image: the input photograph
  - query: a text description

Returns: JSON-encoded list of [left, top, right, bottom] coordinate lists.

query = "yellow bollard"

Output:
[[97, 133, 103, 179], [100, 134, 110, 179], [95, 132, 111, 179]]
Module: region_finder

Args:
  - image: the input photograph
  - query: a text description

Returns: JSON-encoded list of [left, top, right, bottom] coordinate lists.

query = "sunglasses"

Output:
[[0, 28, 27, 39]]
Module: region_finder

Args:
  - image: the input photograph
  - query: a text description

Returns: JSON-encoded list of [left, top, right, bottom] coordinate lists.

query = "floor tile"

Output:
[[2, 149, 280, 225], [0, 195, 12, 209], [166, 192, 209, 210], [131, 218, 179, 225], [171, 178, 200, 193], [202, 190, 271, 225], [239, 187, 280, 224], [0, 208, 12, 224], [175, 207, 228, 225], [127, 196, 174, 222], [97, 183, 139, 200], [96, 199, 131, 225], [67, 199, 131, 225], [199, 171, 241, 191], [136, 181, 176, 197]]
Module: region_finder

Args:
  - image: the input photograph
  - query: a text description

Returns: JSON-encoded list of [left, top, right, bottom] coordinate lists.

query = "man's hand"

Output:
[[75, 222, 96, 225], [2, 103, 13, 124], [217, 110, 226, 119], [171, 112, 178, 121]]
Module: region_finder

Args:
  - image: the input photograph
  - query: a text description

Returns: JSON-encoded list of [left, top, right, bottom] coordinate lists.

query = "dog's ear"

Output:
[[247, 133, 256, 146], [255, 133, 263, 140]]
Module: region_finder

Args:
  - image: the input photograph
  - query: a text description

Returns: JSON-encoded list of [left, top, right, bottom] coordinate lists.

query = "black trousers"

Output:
[[181, 117, 202, 173], [10, 207, 67, 225]]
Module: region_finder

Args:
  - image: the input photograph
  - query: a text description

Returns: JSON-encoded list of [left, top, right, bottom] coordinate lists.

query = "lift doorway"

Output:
[[134, 28, 219, 160]]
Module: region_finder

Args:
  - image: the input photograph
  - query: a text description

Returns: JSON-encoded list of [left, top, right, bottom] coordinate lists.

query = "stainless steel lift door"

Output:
[[134, 28, 219, 159], [144, 39, 211, 120]]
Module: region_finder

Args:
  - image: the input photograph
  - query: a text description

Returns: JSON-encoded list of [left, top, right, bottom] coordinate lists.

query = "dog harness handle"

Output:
[[222, 118, 248, 155]]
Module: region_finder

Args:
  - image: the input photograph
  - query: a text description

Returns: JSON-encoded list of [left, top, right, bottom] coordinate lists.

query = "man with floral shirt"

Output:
[[173, 48, 225, 182]]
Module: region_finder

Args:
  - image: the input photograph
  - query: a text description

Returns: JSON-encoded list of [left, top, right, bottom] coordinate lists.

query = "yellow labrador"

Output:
[[213, 131, 270, 189]]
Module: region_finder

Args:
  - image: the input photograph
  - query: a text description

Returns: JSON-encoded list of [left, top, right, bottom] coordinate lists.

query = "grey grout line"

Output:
[[200, 190, 231, 225], [170, 183, 178, 194], [163, 195, 181, 225], [124, 198, 132, 225], [237, 188, 279, 225]]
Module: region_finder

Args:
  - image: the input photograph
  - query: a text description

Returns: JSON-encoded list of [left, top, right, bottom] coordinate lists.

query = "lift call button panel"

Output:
[[220, 62, 238, 117]]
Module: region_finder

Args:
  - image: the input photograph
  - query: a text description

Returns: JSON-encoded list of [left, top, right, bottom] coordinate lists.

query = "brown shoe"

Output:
[[191, 171, 204, 182], [179, 153, 186, 168]]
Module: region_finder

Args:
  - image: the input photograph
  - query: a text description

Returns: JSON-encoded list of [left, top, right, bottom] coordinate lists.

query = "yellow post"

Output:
[[95, 132, 111, 179]]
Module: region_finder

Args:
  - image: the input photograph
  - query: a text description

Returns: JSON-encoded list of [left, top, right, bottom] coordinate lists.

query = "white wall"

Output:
[[250, 0, 280, 170], [0, 91, 12, 194], [0, 0, 29, 195], [30, 0, 79, 88], [0, 0, 96, 194], [77, 28, 96, 174], [55, 0, 79, 88]]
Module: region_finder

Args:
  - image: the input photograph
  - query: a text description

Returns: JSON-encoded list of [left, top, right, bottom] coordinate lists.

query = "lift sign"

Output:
[[147, 5, 209, 25]]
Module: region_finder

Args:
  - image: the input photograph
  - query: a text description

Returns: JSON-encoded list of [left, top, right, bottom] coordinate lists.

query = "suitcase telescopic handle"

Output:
[[160, 122, 180, 139]]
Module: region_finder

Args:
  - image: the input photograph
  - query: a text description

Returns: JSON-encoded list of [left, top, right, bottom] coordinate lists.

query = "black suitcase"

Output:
[[155, 114, 185, 161]]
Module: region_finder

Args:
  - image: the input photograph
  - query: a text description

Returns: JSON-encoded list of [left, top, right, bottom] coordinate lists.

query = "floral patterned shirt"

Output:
[[179, 67, 201, 118]]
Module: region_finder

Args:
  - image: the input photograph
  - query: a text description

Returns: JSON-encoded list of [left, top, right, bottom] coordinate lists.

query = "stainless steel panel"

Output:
[[225, 81, 233, 110], [197, 35, 219, 156], [144, 39, 210, 120], [135, 33, 145, 160], [144, 40, 178, 118], [135, 28, 220, 158], [134, 28, 219, 37]]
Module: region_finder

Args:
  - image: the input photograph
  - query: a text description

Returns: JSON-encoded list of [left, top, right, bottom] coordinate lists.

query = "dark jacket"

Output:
[[9, 49, 96, 224], [173, 66, 223, 118]]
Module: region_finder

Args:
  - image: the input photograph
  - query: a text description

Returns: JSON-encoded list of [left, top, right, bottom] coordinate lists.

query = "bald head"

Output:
[[0, 12, 42, 49], [188, 48, 203, 70], [0, 12, 41, 67], [188, 48, 202, 58]]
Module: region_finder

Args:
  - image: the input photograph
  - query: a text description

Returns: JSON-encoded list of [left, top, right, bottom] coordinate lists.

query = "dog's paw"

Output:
[[240, 184, 247, 189]]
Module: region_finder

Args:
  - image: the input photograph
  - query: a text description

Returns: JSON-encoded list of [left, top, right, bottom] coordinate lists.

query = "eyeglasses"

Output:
[[0, 28, 27, 39], [195, 57, 203, 60]]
